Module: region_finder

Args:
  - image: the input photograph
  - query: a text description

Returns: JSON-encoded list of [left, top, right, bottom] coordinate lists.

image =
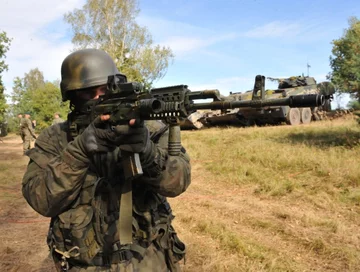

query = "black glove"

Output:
[[113, 121, 151, 154], [66, 117, 117, 163]]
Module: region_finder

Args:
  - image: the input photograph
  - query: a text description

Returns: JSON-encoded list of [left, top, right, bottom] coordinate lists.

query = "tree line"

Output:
[[0, 0, 173, 133], [328, 17, 360, 110], [0, 1, 360, 134]]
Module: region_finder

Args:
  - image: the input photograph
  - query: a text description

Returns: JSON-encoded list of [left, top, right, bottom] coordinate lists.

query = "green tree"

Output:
[[11, 68, 45, 116], [0, 31, 12, 122], [329, 17, 360, 100], [30, 82, 68, 130], [11, 76, 27, 115], [24, 68, 45, 92], [64, 0, 173, 87], [9, 69, 68, 131], [347, 100, 360, 110]]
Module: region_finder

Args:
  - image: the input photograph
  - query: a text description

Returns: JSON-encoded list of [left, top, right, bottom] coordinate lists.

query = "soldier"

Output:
[[17, 113, 25, 143], [22, 49, 191, 271], [51, 112, 64, 125], [21, 113, 36, 154]]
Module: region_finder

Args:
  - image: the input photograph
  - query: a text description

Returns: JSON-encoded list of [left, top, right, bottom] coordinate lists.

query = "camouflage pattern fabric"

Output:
[[22, 120, 190, 271], [19, 117, 25, 143], [21, 117, 36, 153]]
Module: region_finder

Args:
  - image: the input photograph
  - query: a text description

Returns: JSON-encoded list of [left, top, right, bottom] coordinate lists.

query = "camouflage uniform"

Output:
[[18, 116, 25, 143], [22, 119, 191, 271], [20, 117, 36, 153]]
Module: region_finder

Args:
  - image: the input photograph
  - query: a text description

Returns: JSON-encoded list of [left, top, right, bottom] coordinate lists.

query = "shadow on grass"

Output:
[[284, 129, 360, 149]]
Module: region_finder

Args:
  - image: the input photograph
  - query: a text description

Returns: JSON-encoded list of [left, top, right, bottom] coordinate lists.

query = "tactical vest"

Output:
[[47, 121, 185, 270]]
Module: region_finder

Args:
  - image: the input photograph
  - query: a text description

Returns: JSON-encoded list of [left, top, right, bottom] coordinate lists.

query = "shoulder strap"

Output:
[[150, 123, 169, 143]]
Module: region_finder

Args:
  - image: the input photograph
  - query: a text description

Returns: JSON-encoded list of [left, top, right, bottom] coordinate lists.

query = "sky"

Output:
[[1, 0, 359, 108]]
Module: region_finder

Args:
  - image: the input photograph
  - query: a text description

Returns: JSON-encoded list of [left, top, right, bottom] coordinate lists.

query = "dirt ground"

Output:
[[0, 120, 359, 272], [0, 135, 54, 271]]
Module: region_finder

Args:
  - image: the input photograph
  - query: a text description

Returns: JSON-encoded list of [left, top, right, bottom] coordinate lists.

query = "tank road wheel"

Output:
[[286, 108, 301, 125], [300, 108, 312, 124], [312, 107, 321, 121]]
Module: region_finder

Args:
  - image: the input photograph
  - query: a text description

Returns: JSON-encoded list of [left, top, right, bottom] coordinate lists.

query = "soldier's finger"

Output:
[[92, 115, 110, 127], [129, 119, 136, 126], [129, 119, 143, 127], [101, 114, 111, 121]]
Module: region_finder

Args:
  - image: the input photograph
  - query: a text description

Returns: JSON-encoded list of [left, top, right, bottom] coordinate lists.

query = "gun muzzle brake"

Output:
[[289, 94, 325, 108]]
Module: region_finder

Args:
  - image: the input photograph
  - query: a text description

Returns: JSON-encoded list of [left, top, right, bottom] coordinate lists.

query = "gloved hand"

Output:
[[66, 116, 117, 163], [113, 120, 150, 154], [114, 120, 157, 170]]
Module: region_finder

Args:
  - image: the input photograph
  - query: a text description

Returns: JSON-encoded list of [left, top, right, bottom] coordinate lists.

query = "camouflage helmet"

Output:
[[60, 49, 121, 101]]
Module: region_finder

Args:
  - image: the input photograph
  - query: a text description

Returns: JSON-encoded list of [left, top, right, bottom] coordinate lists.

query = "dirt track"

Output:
[[1, 118, 360, 272], [0, 135, 54, 272]]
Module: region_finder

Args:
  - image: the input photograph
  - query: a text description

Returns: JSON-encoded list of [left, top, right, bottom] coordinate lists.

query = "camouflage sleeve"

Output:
[[22, 126, 89, 217], [26, 119, 36, 138], [139, 121, 191, 197]]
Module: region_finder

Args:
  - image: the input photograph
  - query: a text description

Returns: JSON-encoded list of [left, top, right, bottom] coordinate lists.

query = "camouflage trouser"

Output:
[[53, 243, 179, 272], [23, 138, 31, 154], [20, 131, 25, 143]]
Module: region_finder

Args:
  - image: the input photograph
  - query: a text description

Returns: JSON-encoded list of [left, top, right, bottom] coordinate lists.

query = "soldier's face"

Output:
[[76, 85, 107, 100]]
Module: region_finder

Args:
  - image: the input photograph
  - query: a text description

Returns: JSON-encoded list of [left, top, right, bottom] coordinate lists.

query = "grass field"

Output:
[[0, 115, 359, 271]]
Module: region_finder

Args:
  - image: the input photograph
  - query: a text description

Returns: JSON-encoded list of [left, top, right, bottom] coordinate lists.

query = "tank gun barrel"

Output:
[[189, 94, 324, 111]]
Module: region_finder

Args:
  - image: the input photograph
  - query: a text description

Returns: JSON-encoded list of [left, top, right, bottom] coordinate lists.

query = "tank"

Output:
[[203, 75, 335, 127], [199, 90, 254, 127], [179, 111, 206, 130]]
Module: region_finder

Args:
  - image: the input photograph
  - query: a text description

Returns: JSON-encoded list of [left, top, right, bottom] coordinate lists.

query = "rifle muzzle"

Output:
[[138, 98, 165, 114]]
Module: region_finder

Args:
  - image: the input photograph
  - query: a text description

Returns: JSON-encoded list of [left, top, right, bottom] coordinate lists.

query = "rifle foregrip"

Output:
[[168, 124, 181, 156]]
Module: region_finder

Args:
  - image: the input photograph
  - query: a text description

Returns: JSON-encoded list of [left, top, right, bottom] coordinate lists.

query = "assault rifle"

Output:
[[92, 74, 324, 178]]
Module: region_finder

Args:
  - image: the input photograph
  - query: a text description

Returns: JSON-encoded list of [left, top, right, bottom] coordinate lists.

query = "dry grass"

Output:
[[171, 116, 360, 272], [0, 116, 359, 271]]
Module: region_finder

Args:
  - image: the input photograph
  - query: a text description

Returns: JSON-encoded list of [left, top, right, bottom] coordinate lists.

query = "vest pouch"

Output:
[[57, 205, 101, 265], [168, 225, 186, 263], [49, 217, 65, 252], [73, 173, 98, 207]]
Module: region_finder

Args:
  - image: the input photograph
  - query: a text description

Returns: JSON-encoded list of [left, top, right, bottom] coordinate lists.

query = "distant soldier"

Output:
[[21, 113, 36, 154], [51, 112, 64, 125], [17, 113, 25, 143]]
